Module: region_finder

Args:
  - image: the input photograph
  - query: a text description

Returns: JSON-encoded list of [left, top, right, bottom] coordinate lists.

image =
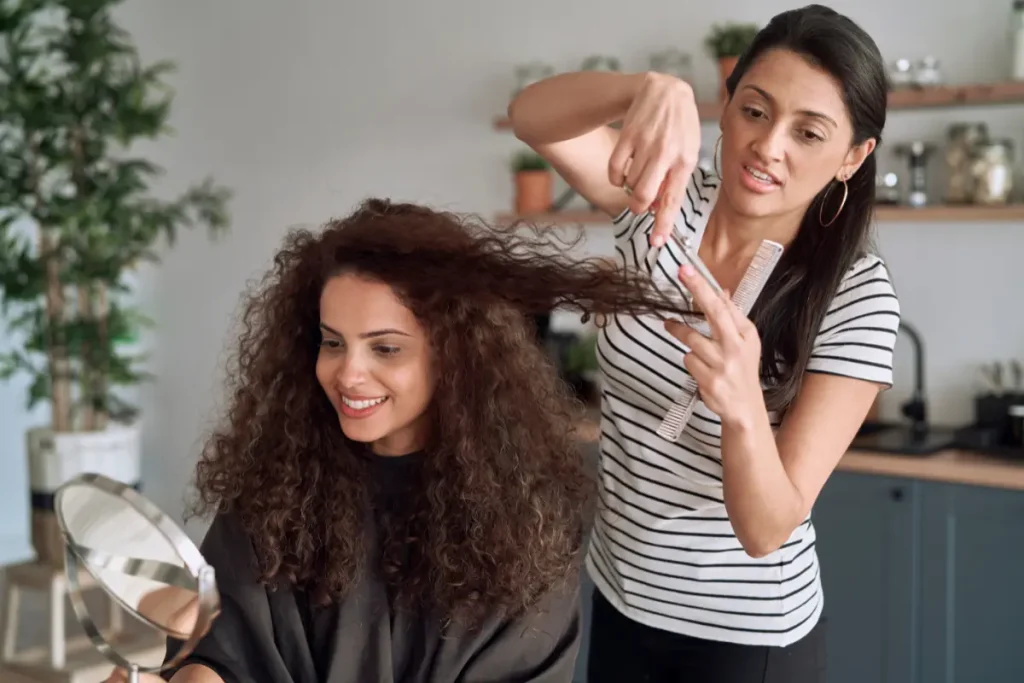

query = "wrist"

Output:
[[615, 72, 650, 112], [721, 395, 768, 437]]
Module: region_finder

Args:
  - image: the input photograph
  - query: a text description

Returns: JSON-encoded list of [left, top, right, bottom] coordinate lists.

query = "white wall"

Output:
[[1, 0, 1023, 553]]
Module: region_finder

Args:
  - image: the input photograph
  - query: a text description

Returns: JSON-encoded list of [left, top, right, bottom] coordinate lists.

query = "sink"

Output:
[[852, 421, 960, 456]]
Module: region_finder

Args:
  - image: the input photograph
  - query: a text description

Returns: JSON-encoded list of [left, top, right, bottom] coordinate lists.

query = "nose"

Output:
[[335, 350, 368, 388], [750, 123, 786, 164]]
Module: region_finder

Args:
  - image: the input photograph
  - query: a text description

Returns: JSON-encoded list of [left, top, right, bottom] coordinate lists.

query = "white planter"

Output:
[[26, 423, 142, 565]]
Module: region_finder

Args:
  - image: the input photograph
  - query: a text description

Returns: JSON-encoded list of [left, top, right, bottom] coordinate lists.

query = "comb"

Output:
[[655, 237, 784, 442]]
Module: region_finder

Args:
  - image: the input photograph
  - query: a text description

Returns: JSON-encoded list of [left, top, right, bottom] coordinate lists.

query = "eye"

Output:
[[373, 345, 401, 357], [741, 105, 767, 120], [798, 128, 825, 143], [319, 338, 342, 350]]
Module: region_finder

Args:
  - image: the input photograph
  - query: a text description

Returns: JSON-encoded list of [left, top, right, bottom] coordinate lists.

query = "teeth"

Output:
[[342, 396, 387, 410], [746, 166, 774, 183]]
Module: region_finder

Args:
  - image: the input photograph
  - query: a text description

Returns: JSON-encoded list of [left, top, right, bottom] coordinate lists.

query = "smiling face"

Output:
[[718, 48, 876, 221], [315, 272, 436, 456]]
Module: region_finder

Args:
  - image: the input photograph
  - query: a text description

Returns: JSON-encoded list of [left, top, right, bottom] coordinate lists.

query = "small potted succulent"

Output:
[[704, 22, 760, 99], [511, 150, 552, 214]]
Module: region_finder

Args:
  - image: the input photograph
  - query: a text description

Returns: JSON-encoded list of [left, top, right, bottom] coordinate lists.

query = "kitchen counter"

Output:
[[839, 448, 1024, 491], [573, 414, 1024, 492]]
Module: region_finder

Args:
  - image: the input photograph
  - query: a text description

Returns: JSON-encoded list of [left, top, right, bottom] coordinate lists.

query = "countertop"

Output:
[[573, 413, 1024, 492]]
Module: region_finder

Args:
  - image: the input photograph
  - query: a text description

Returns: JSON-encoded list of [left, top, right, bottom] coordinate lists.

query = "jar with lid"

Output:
[[970, 139, 1015, 205], [580, 55, 621, 72], [944, 122, 988, 203], [513, 62, 554, 96], [649, 49, 693, 82], [913, 56, 942, 87], [888, 58, 913, 88]]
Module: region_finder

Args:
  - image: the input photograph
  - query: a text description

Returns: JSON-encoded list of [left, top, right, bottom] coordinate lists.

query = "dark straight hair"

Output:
[[723, 4, 888, 411]]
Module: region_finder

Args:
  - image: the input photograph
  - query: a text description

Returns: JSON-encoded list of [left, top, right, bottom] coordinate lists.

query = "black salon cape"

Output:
[[161, 452, 582, 683]]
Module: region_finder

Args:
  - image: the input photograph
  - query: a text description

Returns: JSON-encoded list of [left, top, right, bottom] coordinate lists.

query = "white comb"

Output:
[[655, 237, 784, 442]]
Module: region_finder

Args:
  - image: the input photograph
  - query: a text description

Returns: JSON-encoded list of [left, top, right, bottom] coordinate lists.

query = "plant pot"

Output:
[[27, 423, 143, 566], [718, 56, 740, 100], [514, 170, 553, 214]]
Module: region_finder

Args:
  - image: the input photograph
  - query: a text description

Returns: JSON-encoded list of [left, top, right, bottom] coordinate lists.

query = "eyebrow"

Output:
[[319, 322, 410, 339], [742, 85, 838, 128]]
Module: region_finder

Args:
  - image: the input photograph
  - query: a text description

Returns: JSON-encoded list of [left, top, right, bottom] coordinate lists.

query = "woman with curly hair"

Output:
[[126, 198, 682, 683]]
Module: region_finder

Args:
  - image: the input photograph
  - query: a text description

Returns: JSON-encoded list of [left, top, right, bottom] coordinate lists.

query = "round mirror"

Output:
[[54, 473, 220, 682]]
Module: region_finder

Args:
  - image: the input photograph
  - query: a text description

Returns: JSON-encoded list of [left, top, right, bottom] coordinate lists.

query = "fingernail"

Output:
[[680, 264, 695, 277], [652, 235, 665, 247]]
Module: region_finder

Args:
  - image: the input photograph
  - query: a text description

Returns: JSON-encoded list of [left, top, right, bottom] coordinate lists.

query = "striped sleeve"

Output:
[[806, 255, 901, 386]]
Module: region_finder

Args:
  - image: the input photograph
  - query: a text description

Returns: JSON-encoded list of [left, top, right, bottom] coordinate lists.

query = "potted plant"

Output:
[[704, 22, 760, 100], [562, 333, 599, 406], [0, 0, 231, 565], [511, 149, 552, 214]]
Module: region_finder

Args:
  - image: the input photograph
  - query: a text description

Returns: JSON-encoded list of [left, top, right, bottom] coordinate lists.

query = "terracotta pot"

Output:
[[718, 56, 740, 101], [514, 170, 552, 214]]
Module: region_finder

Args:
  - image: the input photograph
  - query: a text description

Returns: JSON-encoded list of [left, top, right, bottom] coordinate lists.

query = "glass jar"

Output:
[[913, 56, 942, 87], [970, 140, 1015, 205], [944, 122, 988, 203], [649, 49, 693, 82], [513, 62, 554, 96], [888, 58, 913, 89], [580, 55, 621, 72]]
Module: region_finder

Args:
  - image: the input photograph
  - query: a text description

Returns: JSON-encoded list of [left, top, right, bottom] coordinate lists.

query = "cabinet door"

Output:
[[920, 482, 1024, 683], [813, 472, 921, 683]]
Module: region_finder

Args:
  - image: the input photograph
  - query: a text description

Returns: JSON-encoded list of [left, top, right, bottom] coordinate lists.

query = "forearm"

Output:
[[506, 71, 646, 145], [721, 408, 805, 557]]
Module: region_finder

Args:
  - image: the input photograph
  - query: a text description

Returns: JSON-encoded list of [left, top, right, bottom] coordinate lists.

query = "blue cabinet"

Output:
[[814, 470, 1024, 683]]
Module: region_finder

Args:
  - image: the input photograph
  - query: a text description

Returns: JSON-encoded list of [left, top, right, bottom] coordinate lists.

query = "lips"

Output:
[[743, 164, 781, 185]]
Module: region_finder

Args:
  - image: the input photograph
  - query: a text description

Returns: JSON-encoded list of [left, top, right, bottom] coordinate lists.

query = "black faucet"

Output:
[[898, 320, 927, 435], [852, 318, 957, 455]]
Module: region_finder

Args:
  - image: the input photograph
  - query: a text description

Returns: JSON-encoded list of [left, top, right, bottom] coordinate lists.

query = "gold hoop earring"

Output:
[[712, 135, 722, 178], [819, 176, 849, 227]]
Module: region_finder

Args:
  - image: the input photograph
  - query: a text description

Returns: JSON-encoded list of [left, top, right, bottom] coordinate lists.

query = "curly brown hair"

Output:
[[191, 199, 682, 624]]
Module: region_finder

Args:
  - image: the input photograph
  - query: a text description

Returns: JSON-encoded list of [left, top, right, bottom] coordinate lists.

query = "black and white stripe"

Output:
[[586, 168, 901, 647]]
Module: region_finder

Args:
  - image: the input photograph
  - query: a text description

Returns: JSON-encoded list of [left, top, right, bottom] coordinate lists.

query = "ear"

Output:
[[839, 138, 877, 181]]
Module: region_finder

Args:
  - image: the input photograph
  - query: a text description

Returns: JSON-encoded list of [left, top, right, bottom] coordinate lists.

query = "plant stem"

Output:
[[42, 232, 71, 432], [78, 285, 94, 430]]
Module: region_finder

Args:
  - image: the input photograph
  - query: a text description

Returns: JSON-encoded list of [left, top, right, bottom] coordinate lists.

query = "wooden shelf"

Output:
[[497, 204, 1024, 227], [494, 80, 1024, 129], [874, 203, 1024, 221]]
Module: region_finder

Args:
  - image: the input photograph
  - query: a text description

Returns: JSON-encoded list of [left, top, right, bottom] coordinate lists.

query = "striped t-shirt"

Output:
[[584, 167, 901, 647]]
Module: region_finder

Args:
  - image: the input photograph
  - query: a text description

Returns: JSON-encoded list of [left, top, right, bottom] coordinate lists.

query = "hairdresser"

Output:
[[508, 5, 901, 682]]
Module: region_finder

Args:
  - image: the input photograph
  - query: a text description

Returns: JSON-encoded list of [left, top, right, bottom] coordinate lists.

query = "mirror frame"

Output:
[[54, 472, 221, 677]]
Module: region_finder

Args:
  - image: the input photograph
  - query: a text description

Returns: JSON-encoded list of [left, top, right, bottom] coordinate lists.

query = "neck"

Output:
[[704, 198, 806, 265]]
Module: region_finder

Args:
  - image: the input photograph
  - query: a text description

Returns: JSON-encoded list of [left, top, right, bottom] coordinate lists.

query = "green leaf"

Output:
[[0, 0, 232, 426]]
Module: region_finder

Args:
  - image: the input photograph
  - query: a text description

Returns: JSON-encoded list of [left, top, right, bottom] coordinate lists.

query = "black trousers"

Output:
[[586, 591, 826, 683]]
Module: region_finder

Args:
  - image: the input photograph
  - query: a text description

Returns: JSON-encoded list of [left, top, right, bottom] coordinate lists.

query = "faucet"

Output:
[[898, 320, 927, 436]]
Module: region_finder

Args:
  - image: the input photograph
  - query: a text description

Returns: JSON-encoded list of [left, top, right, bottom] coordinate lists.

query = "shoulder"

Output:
[[824, 253, 901, 325], [198, 511, 261, 580], [807, 253, 901, 386]]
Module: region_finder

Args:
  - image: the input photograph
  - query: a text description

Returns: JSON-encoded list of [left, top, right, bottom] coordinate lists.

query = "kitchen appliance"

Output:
[[893, 142, 936, 207], [875, 171, 901, 204], [952, 360, 1024, 459]]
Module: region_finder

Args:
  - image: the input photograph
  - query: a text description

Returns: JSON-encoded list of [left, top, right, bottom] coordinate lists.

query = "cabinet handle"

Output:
[[890, 487, 904, 501]]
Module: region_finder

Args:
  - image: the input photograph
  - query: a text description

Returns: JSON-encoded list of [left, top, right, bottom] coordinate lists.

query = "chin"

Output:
[[724, 183, 785, 218], [338, 419, 387, 444]]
